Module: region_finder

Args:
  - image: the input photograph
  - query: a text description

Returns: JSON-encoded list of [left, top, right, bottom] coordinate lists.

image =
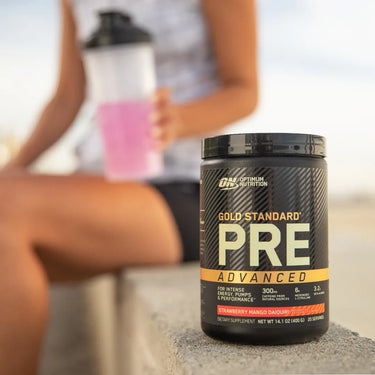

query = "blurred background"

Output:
[[1, 1, 374, 374], [1, 0, 374, 197]]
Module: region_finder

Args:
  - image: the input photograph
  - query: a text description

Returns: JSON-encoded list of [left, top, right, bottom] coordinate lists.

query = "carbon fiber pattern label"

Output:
[[200, 165, 328, 328]]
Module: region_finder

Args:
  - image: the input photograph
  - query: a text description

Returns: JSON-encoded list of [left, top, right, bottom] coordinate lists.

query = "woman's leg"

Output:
[[0, 173, 182, 375]]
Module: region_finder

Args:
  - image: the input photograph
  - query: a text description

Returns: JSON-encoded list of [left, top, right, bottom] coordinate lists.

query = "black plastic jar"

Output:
[[200, 133, 328, 344]]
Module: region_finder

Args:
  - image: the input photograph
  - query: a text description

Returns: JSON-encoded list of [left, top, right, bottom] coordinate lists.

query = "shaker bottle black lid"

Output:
[[83, 11, 152, 49], [202, 133, 326, 158]]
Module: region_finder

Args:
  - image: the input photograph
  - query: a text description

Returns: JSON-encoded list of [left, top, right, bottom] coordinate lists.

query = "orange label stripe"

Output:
[[217, 303, 325, 318], [201, 268, 329, 284]]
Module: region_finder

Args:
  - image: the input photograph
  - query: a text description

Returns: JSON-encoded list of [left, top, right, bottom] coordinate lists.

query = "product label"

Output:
[[200, 165, 328, 328]]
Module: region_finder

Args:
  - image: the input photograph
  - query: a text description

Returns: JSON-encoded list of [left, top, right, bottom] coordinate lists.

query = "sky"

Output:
[[0, 0, 374, 197]]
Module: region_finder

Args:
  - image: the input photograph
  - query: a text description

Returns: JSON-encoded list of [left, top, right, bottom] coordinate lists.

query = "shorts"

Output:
[[152, 182, 200, 262]]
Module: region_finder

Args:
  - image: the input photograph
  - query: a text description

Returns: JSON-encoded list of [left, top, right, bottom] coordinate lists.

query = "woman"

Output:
[[0, 0, 257, 373]]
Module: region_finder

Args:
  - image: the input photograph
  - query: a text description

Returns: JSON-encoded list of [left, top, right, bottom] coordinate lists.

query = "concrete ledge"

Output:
[[118, 262, 375, 375]]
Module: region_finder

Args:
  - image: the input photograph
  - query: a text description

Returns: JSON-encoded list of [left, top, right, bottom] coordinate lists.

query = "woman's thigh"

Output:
[[2, 173, 182, 281]]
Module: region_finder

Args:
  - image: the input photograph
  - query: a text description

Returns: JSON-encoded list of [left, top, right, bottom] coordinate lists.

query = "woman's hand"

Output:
[[150, 87, 183, 151]]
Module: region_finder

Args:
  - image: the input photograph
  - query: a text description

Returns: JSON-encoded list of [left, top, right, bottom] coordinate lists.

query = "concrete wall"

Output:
[[117, 264, 375, 375]]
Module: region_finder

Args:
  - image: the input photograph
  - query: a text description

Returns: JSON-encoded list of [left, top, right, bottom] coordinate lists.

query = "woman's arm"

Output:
[[180, 0, 258, 135], [5, 0, 85, 169], [152, 0, 258, 149]]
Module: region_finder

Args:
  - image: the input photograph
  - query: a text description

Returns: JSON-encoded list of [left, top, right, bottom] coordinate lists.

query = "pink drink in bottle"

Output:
[[98, 100, 162, 179], [83, 11, 163, 180]]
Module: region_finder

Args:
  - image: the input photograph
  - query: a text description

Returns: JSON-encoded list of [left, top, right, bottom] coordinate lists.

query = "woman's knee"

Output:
[[0, 225, 48, 319]]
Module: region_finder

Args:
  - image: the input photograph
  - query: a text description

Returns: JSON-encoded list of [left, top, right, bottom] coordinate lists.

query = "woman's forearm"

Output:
[[7, 93, 83, 168], [5, 0, 86, 170], [177, 84, 257, 139], [178, 0, 258, 139]]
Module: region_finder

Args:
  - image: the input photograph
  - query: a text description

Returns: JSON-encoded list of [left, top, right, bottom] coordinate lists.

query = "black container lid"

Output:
[[82, 11, 152, 49], [202, 133, 326, 159]]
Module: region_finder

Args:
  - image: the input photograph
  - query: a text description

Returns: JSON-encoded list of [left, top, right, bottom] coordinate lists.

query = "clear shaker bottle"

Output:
[[82, 11, 162, 180]]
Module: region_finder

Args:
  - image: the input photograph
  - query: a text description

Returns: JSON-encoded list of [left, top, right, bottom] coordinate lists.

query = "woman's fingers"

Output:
[[150, 87, 182, 150], [150, 103, 173, 126], [152, 87, 171, 106], [150, 87, 172, 129], [150, 109, 176, 150]]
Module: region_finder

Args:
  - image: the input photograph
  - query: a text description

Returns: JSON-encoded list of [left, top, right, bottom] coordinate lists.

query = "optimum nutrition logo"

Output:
[[219, 177, 268, 190], [219, 178, 239, 190]]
